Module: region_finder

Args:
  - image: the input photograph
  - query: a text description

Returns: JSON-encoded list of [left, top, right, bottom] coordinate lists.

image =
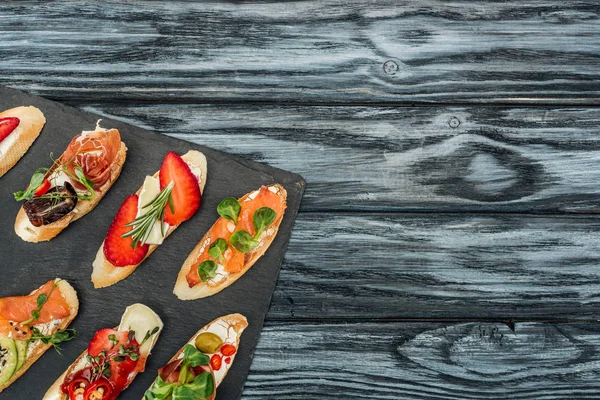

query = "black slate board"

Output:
[[0, 86, 305, 399]]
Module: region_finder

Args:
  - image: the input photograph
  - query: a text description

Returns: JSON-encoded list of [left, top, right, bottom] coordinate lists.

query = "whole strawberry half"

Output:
[[0, 117, 20, 143], [159, 151, 201, 225], [104, 195, 149, 266]]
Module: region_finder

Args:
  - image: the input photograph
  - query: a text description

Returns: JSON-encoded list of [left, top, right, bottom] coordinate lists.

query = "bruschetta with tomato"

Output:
[[144, 314, 248, 400], [0, 279, 79, 393], [92, 150, 207, 288], [174, 184, 286, 300], [43, 303, 163, 400], [0, 106, 46, 178], [13, 122, 127, 242]]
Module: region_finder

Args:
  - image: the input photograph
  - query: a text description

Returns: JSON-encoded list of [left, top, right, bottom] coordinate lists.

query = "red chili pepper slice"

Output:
[[67, 377, 89, 399], [224, 357, 231, 365], [220, 344, 237, 356], [210, 354, 222, 371], [83, 378, 113, 400], [33, 178, 51, 197]]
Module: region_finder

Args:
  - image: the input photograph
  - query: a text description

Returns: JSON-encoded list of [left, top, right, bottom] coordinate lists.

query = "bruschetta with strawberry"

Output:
[[43, 303, 163, 400], [13, 122, 127, 242], [92, 150, 207, 288], [0, 106, 46, 178], [174, 184, 286, 300], [144, 314, 248, 400], [0, 279, 78, 393]]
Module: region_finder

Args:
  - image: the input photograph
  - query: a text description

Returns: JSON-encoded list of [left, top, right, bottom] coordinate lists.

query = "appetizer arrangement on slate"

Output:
[[0, 279, 78, 393], [0, 106, 46, 178], [92, 150, 207, 288], [0, 86, 304, 400], [175, 185, 287, 300], [14, 123, 127, 242]]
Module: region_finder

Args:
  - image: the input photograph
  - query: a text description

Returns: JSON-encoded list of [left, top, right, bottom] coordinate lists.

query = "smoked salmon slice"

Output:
[[0, 280, 70, 324]]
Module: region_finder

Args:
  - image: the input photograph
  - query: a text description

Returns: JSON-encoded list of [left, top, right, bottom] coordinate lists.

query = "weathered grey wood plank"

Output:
[[266, 213, 600, 320], [1, 1, 599, 104], [84, 103, 600, 213], [244, 321, 600, 399]]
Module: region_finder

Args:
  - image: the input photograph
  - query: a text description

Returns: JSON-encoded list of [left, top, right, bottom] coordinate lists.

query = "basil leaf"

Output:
[[145, 376, 177, 400], [197, 260, 218, 282], [253, 207, 276, 239], [13, 167, 48, 201], [208, 238, 228, 263], [217, 197, 241, 222], [230, 230, 259, 253], [183, 343, 210, 367], [172, 372, 214, 400]]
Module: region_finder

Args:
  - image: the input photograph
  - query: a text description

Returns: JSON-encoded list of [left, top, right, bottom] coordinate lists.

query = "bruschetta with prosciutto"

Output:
[[13, 122, 127, 242], [174, 184, 286, 300], [0, 279, 78, 393], [144, 314, 248, 400], [0, 106, 46, 178], [43, 304, 163, 400], [92, 150, 207, 288]]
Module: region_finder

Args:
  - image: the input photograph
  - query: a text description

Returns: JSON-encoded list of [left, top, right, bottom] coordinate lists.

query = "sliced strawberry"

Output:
[[0, 117, 19, 143], [103, 195, 149, 266], [159, 151, 201, 225], [88, 328, 129, 356]]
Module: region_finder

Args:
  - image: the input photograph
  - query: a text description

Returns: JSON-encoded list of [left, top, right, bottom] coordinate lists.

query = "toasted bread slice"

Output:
[[14, 128, 127, 243], [0, 106, 46, 178], [43, 304, 163, 400], [91, 150, 207, 288], [0, 279, 79, 393], [145, 313, 248, 398], [174, 184, 286, 300]]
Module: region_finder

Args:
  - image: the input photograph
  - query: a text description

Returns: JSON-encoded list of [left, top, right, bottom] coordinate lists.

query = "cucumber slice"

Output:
[[0, 336, 17, 385], [15, 340, 28, 372]]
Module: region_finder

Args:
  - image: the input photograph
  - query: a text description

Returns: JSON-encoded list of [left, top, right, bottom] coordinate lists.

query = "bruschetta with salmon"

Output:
[[43, 303, 163, 400], [174, 184, 286, 300], [13, 122, 127, 242], [144, 314, 248, 400], [0, 106, 46, 178], [0, 279, 79, 393], [92, 150, 207, 288]]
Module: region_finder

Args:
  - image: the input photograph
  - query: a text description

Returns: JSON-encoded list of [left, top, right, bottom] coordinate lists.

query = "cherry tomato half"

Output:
[[210, 354, 222, 371]]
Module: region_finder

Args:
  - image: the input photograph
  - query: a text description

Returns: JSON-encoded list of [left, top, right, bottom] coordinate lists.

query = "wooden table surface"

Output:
[[2, 1, 600, 398]]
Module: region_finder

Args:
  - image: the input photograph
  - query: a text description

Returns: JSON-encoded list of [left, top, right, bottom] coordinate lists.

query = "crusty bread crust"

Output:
[[91, 150, 207, 289], [0, 106, 46, 178], [0, 279, 79, 393], [174, 184, 287, 300], [14, 134, 127, 243], [146, 313, 248, 396]]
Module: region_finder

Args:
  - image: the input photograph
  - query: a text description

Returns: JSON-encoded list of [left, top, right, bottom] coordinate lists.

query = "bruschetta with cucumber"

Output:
[[174, 184, 286, 300], [13, 122, 127, 242], [43, 303, 163, 400], [92, 150, 207, 288], [0, 106, 46, 178], [144, 314, 248, 400], [0, 279, 79, 393]]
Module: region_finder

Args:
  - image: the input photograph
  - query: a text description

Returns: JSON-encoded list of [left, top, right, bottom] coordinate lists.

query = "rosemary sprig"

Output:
[[122, 181, 175, 248]]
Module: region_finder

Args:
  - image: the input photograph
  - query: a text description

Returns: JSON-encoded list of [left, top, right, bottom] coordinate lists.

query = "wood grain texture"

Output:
[[266, 213, 600, 320], [81, 103, 600, 213], [1, 1, 599, 104], [244, 321, 600, 399]]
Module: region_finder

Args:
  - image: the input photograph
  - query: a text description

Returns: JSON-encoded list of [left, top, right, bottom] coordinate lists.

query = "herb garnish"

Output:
[[229, 206, 276, 253], [207, 238, 228, 263], [22, 280, 59, 325], [122, 181, 174, 248], [144, 344, 214, 400], [30, 328, 77, 354], [197, 260, 218, 282], [13, 168, 49, 201], [217, 197, 241, 222]]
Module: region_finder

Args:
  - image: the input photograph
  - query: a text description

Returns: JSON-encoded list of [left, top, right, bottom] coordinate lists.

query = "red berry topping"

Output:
[[0, 117, 19, 143], [159, 151, 201, 225], [104, 195, 149, 266]]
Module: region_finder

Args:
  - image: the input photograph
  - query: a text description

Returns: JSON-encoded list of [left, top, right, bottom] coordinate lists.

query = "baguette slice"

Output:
[[0, 279, 79, 393], [0, 106, 46, 178], [145, 313, 248, 399], [92, 150, 207, 288], [44, 303, 163, 400], [174, 184, 287, 300], [14, 127, 127, 242]]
